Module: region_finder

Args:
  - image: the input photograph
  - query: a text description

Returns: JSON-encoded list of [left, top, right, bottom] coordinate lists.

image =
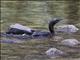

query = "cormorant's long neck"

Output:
[[49, 20, 60, 35], [49, 22, 55, 34]]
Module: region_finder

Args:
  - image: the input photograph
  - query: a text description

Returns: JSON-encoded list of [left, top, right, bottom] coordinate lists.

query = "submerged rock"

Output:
[[0, 40, 24, 44], [56, 25, 79, 33], [45, 48, 66, 58], [61, 39, 80, 47]]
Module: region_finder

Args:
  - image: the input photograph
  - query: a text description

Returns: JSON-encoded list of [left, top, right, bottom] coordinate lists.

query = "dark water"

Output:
[[1, 1, 80, 60]]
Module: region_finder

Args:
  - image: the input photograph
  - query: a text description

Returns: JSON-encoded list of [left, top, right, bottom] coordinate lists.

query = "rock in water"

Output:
[[10, 23, 32, 32], [56, 25, 79, 33], [0, 40, 24, 44], [45, 48, 66, 58], [61, 39, 80, 47]]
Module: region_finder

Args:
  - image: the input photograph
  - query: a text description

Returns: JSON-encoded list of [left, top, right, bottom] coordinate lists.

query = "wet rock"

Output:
[[56, 25, 79, 33], [45, 48, 66, 58], [61, 39, 80, 47], [0, 40, 24, 44]]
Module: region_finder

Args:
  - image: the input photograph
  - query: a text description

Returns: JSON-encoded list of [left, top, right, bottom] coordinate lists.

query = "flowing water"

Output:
[[1, 1, 80, 60]]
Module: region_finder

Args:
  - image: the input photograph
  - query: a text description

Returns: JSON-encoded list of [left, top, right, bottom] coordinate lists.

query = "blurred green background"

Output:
[[1, 0, 80, 32]]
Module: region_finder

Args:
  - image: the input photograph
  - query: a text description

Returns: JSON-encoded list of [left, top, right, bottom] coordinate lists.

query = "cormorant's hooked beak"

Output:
[[48, 18, 62, 23], [53, 18, 62, 23], [49, 18, 62, 25]]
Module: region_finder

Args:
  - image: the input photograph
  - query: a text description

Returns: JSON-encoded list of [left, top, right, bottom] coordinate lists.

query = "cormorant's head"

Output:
[[49, 18, 62, 25]]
